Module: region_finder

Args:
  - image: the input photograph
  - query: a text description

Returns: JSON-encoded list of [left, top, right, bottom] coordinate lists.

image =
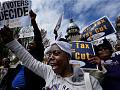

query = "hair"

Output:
[[94, 39, 113, 57], [2, 58, 10, 62]]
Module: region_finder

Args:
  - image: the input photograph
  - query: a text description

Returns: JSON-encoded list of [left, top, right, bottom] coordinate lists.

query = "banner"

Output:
[[81, 16, 116, 42], [0, 68, 8, 83], [69, 41, 97, 70], [54, 13, 63, 31], [0, 0, 32, 28]]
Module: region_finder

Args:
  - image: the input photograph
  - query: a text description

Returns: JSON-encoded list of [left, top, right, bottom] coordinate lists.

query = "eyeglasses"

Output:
[[98, 47, 109, 51]]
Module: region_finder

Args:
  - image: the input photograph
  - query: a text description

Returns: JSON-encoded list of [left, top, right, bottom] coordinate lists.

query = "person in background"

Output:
[[90, 38, 120, 90], [0, 10, 45, 90], [0, 25, 102, 90], [88, 17, 120, 90], [1, 58, 10, 68]]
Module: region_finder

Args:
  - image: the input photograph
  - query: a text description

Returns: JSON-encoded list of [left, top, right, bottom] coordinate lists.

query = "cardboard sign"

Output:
[[69, 41, 97, 70], [0, 0, 32, 28], [81, 16, 116, 42]]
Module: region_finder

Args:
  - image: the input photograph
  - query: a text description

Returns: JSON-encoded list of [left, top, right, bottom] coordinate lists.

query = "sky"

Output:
[[0, 0, 120, 43]]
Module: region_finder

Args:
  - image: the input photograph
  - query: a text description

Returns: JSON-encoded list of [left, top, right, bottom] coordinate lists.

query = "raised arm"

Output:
[[29, 10, 44, 61], [0, 26, 53, 81]]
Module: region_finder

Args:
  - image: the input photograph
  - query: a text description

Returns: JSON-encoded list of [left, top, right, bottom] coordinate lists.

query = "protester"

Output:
[[0, 58, 10, 68], [88, 37, 120, 90], [0, 10, 45, 90], [0, 26, 102, 90]]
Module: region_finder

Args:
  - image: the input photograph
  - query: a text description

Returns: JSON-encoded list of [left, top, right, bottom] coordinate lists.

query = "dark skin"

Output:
[[49, 44, 73, 77], [28, 10, 44, 60], [2, 58, 10, 68], [26, 10, 37, 53], [0, 25, 14, 43], [88, 54, 102, 71], [27, 41, 36, 53], [89, 46, 112, 71]]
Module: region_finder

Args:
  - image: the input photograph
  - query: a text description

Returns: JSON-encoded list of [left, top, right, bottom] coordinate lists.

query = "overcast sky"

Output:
[[1, 0, 120, 43]]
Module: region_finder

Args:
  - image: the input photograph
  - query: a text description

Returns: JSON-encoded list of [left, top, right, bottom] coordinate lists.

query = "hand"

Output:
[[29, 10, 36, 21], [89, 54, 103, 71], [88, 54, 101, 65], [115, 17, 120, 28], [0, 25, 14, 43]]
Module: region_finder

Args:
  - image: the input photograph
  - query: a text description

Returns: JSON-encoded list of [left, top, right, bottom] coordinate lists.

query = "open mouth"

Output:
[[50, 63, 58, 70]]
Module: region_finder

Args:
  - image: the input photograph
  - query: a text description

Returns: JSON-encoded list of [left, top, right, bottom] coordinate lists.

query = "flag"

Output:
[[54, 13, 63, 31]]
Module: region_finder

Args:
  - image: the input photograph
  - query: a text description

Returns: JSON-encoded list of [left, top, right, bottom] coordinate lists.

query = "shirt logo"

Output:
[[50, 84, 58, 90], [101, 59, 119, 66]]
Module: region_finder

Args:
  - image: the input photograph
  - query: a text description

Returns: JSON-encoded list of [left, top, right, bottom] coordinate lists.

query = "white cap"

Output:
[[46, 41, 72, 57]]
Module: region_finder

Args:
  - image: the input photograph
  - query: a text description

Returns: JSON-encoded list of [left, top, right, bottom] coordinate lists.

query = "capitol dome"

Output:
[[66, 18, 80, 36]]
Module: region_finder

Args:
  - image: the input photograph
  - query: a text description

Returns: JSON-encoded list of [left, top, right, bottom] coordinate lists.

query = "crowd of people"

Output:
[[0, 10, 120, 90]]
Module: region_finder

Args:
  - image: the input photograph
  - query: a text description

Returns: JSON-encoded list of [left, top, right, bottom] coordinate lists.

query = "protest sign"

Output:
[[69, 41, 97, 70], [81, 16, 116, 42], [0, 68, 8, 83], [0, 0, 32, 28], [19, 26, 34, 38]]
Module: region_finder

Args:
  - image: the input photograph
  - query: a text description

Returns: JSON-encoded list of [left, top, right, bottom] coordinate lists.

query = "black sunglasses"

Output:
[[98, 47, 109, 51]]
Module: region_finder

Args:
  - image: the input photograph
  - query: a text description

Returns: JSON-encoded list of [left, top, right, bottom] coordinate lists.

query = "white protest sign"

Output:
[[0, 0, 32, 28], [19, 26, 34, 38]]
